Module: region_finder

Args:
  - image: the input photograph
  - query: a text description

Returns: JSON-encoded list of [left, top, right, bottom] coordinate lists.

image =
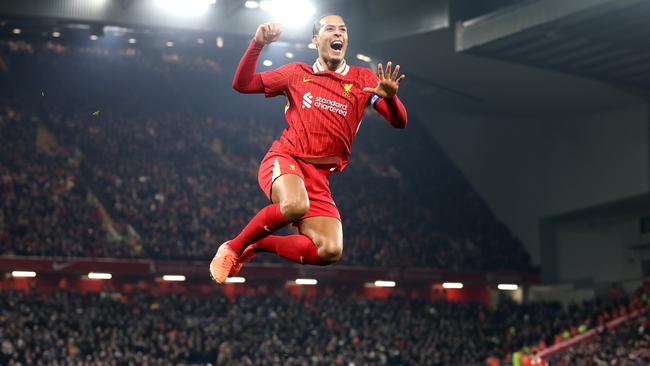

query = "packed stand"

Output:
[[0, 104, 130, 257], [487, 288, 650, 365], [0, 37, 531, 271], [547, 308, 650, 366], [1, 289, 495, 366], [1, 286, 649, 366]]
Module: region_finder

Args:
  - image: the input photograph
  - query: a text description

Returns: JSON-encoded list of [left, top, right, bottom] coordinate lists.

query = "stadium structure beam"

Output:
[[364, 0, 449, 42], [456, 0, 642, 52], [119, 0, 135, 10]]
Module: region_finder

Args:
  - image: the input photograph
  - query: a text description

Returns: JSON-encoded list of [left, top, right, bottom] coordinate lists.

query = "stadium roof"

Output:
[[0, 0, 645, 117]]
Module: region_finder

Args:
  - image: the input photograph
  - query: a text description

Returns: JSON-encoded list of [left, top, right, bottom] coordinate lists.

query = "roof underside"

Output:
[[457, 0, 650, 91]]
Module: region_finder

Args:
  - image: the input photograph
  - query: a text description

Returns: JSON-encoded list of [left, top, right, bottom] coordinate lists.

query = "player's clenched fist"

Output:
[[254, 23, 282, 46]]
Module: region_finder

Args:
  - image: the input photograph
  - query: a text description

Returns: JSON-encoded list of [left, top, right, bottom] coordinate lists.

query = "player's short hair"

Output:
[[312, 14, 346, 36]]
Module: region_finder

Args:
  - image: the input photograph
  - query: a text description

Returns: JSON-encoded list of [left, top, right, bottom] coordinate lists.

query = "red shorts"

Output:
[[258, 150, 341, 222]]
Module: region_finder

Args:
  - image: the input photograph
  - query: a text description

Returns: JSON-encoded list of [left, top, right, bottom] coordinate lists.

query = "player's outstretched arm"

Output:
[[365, 62, 408, 129], [232, 23, 282, 94]]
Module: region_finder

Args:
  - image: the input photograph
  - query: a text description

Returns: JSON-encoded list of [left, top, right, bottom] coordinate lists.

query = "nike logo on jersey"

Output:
[[303, 77, 313, 83]]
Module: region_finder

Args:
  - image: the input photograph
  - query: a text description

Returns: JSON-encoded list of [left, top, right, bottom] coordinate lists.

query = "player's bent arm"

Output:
[[232, 40, 265, 94], [373, 96, 408, 129]]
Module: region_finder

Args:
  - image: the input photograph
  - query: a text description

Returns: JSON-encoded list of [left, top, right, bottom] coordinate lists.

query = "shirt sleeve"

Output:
[[364, 69, 408, 128], [260, 63, 296, 97], [364, 69, 382, 108]]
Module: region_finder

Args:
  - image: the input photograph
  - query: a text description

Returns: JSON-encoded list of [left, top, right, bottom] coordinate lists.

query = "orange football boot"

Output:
[[209, 241, 237, 284], [229, 244, 257, 277]]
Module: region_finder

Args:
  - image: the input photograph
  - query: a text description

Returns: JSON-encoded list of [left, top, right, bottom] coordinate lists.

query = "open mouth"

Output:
[[331, 40, 343, 51]]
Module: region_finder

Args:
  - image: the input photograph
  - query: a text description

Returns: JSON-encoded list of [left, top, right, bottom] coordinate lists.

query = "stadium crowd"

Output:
[[0, 287, 648, 366], [0, 104, 130, 258], [547, 308, 650, 366]]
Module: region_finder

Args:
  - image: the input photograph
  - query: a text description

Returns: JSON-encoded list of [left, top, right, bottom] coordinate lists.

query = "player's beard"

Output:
[[320, 42, 346, 70]]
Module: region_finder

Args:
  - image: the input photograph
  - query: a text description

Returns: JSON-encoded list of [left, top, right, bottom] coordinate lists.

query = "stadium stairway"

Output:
[[35, 123, 138, 245]]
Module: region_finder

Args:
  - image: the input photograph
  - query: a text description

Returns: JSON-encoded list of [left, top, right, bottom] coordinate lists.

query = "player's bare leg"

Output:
[[214, 174, 311, 281], [232, 175, 343, 273], [295, 216, 342, 265], [263, 176, 342, 265], [211, 173, 310, 283], [270, 174, 310, 222], [242, 215, 342, 266]]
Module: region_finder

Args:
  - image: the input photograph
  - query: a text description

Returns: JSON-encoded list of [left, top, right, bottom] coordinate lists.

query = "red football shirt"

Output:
[[260, 60, 380, 171]]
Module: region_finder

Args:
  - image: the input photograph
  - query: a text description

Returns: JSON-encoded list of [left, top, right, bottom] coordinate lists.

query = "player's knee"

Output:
[[280, 198, 309, 222], [318, 240, 343, 265]]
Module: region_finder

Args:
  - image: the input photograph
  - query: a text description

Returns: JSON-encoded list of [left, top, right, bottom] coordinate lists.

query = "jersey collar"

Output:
[[313, 59, 350, 76]]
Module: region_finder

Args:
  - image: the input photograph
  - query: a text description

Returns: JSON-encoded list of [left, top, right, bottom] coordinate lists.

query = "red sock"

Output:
[[254, 235, 321, 265], [229, 204, 287, 255]]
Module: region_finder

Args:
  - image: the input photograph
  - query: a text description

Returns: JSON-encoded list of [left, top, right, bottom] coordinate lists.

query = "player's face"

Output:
[[313, 15, 348, 64]]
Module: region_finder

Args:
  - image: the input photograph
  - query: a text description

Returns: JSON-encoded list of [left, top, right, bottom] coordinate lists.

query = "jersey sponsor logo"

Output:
[[342, 83, 353, 97], [302, 92, 313, 109], [314, 96, 348, 116], [302, 92, 349, 116], [302, 77, 313, 83]]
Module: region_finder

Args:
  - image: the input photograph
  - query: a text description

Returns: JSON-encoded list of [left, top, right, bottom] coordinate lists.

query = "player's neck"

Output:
[[319, 57, 342, 72]]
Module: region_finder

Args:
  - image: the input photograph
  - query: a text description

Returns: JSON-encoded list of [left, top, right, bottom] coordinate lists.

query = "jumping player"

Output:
[[209, 15, 408, 283]]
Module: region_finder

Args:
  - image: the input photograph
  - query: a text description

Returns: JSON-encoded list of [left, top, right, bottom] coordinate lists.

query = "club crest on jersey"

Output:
[[342, 83, 353, 97]]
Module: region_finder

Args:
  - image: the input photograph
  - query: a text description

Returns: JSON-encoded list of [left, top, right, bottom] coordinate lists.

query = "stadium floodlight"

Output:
[[87, 272, 112, 280], [89, 34, 98, 41], [260, 0, 317, 28], [162, 275, 186, 282], [216, 36, 224, 48], [497, 284, 519, 291], [307, 43, 317, 49], [295, 278, 317, 285], [165, 41, 174, 47], [225, 277, 246, 284], [356, 54, 371, 62], [285, 52, 294, 58], [245, 0, 260, 8], [259, 0, 273, 11], [374, 280, 396, 288], [154, 0, 215, 16], [263, 59, 273, 66], [442, 282, 463, 289], [11, 271, 36, 278], [128, 38, 136, 44], [12, 28, 21, 35], [52, 31, 61, 38]]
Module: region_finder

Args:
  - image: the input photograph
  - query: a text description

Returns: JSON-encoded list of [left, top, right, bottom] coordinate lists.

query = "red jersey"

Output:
[[260, 60, 380, 171]]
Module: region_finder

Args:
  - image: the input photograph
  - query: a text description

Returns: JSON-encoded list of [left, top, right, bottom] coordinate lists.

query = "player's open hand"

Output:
[[254, 23, 282, 46], [363, 62, 405, 99]]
